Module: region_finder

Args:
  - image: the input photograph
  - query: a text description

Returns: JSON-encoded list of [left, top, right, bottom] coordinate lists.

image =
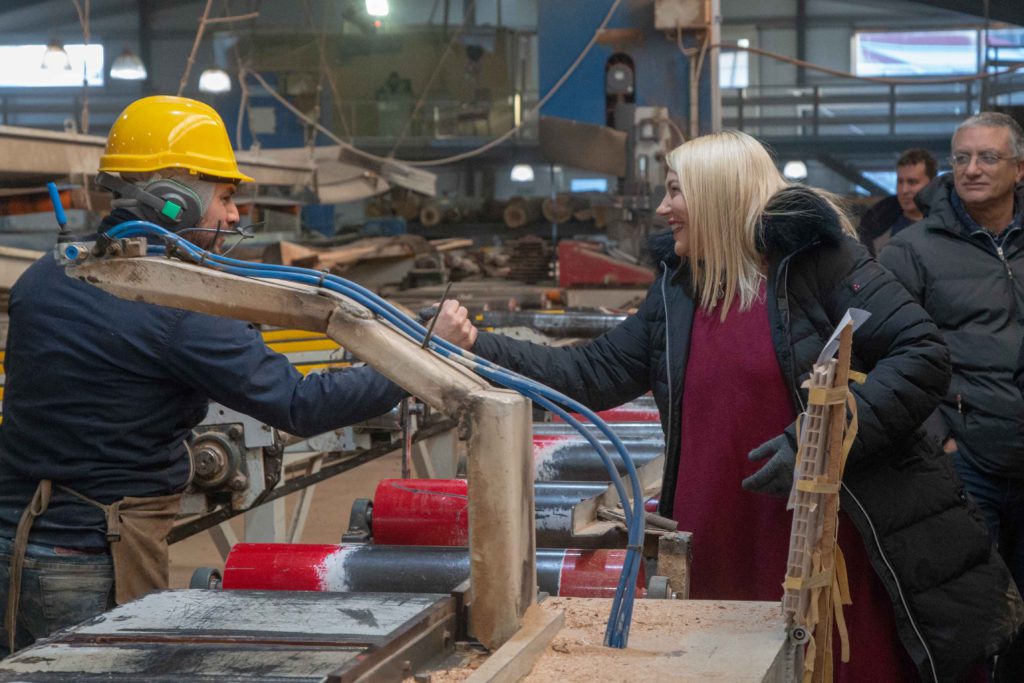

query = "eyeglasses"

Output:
[[949, 152, 1018, 168]]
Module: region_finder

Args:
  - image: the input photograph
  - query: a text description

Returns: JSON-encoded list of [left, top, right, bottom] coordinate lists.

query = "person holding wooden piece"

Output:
[[435, 130, 1022, 681]]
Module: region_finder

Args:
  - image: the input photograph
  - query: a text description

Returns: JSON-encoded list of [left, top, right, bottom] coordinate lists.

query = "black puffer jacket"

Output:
[[473, 187, 1023, 682], [879, 174, 1024, 480]]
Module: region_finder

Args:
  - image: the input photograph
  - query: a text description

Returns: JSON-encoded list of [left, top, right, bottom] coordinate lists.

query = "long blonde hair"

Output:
[[665, 130, 853, 319], [666, 131, 783, 318]]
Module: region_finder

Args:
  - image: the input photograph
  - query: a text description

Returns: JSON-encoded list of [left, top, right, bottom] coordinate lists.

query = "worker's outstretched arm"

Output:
[[165, 312, 406, 437]]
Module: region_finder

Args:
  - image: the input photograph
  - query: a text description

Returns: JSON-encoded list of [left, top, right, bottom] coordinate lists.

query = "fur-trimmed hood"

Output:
[[647, 185, 847, 268], [758, 185, 847, 256]]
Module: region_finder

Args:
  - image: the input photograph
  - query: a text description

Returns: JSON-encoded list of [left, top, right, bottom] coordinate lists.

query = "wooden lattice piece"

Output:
[[782, 322, 856, 683]]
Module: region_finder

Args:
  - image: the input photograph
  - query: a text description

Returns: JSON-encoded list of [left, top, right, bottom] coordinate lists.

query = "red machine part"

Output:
[[223, 543, 337, 591], [557, 240, 656, 288], [372, 478, 469, 546], [555, 549, 646, 598]]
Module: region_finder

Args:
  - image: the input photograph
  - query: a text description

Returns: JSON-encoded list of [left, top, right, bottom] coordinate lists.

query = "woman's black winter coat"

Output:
[[473, 187, 1024, 682]]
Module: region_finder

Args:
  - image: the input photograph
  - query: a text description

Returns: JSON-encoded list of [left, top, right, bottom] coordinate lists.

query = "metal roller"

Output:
[[476, 310, 627, 338], [222, 544, 645, 599], [369, 479, 625, 549], [533, 433, 663, 481], [532, 421, 665, 440]]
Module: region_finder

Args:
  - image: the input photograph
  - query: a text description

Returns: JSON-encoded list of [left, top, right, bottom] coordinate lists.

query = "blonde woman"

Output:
[[435, 131, 1021, 681]]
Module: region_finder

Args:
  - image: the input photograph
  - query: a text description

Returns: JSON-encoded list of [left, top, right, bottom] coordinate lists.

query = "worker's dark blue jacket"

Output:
[[0, 212, 405, 548]]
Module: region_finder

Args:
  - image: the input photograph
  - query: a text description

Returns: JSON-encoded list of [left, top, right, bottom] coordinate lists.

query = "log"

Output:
[[541, 193, 582, 225], [503, 197, 543, 229], [419, 201, 451, 227], [391, 189, 423, 221]]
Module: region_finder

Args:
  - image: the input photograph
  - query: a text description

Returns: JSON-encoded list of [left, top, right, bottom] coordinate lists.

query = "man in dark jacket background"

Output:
[[880, 111, 1024, 678], [0, 96, 408, 654], [857, 147, 937, 255]]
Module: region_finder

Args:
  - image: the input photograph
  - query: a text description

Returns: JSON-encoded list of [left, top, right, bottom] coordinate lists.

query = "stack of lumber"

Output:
[[267, 235, 437, 273]]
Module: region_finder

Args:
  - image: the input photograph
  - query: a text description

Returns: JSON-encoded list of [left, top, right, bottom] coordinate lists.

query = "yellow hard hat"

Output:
[[99, 95, 254, 183]]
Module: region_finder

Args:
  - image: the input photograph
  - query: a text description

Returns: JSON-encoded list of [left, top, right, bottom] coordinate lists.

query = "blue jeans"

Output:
[[952, 451, 1024, 589], [0, 536, 113, 657], [952, 452, 1024, 682]]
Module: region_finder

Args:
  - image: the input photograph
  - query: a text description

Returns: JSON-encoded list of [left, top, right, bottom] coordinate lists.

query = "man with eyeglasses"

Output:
[[880, 110, 1024, 680]]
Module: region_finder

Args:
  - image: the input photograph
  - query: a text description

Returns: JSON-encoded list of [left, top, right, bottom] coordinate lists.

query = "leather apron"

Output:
[[5, 480, 182, 653]]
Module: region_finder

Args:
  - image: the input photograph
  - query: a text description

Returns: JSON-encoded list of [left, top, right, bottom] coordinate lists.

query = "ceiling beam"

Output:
[[906, 0, 1024, 26]]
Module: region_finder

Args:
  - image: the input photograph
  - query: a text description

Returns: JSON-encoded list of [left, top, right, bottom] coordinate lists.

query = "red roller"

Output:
[[372, 478, 469, 546], [223, 543, 339, 591], [554, 549, 647, 598], [222, 543, 644, 598]]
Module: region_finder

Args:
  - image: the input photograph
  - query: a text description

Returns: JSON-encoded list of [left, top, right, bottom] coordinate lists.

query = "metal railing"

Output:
[[722, 75, 1024, 138], [332, 94, 539, 140]]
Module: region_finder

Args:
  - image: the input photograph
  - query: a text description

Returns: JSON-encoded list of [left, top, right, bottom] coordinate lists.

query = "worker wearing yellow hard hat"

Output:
[[100, 95, 254, 183], [0, 95, 408, 655], [91, 95, 251, 251]]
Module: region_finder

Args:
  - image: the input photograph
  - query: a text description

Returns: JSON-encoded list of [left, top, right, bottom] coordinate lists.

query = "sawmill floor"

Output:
[[168, 450, 405, 587]]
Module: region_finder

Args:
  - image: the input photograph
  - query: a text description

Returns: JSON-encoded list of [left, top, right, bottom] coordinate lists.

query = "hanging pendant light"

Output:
[[199, 67, 232, 93], [366, 0, 389, 17], [41, 38, 72, 71], [110, 47, 147, 81]]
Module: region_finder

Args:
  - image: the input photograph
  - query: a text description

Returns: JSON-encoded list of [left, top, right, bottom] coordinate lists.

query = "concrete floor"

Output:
[[168, 450, 404, 588]]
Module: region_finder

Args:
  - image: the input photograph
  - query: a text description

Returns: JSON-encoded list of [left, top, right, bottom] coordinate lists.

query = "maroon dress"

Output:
[[671, 284, 919, 681]]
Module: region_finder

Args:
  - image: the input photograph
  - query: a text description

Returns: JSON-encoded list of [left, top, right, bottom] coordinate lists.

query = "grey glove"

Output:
[[741, 433, 796, 497]]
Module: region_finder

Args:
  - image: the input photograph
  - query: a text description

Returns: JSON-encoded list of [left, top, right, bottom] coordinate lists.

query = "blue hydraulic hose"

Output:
[[112, 223, 646, 525], [104, 221, 647, 646]]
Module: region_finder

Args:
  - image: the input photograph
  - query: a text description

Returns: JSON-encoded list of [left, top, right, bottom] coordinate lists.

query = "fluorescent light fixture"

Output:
[[366, 0, 389, 17], [737, 38, 750, 48], [510, 164, 534, 183], [783, 160, 808, 181], [110, 47, 147, 81], [199, 67, 232, 93], [41, 38, 71, 71]]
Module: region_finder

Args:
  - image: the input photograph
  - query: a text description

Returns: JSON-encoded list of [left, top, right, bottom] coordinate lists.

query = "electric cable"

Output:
[[97, 220, 647, 646]]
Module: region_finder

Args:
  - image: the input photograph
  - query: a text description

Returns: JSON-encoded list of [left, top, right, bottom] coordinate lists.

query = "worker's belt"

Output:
[[5, 480, 182, 653]]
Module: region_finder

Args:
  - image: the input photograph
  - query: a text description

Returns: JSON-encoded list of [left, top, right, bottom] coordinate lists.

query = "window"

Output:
[[0, 44, 104, 88], [853, 31, 978, 77], [988, 28, 1024, 69], [863, 171, 896, 195], [570, 178, 609, 193], [719, 49, 749, 89]]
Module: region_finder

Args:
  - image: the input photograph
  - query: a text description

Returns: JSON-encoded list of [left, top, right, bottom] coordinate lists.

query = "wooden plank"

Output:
[[466, 390, 536, 650], [69, 259, 338, 332], [431, 238, 474, 252], [465, 606, 565, 683]]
